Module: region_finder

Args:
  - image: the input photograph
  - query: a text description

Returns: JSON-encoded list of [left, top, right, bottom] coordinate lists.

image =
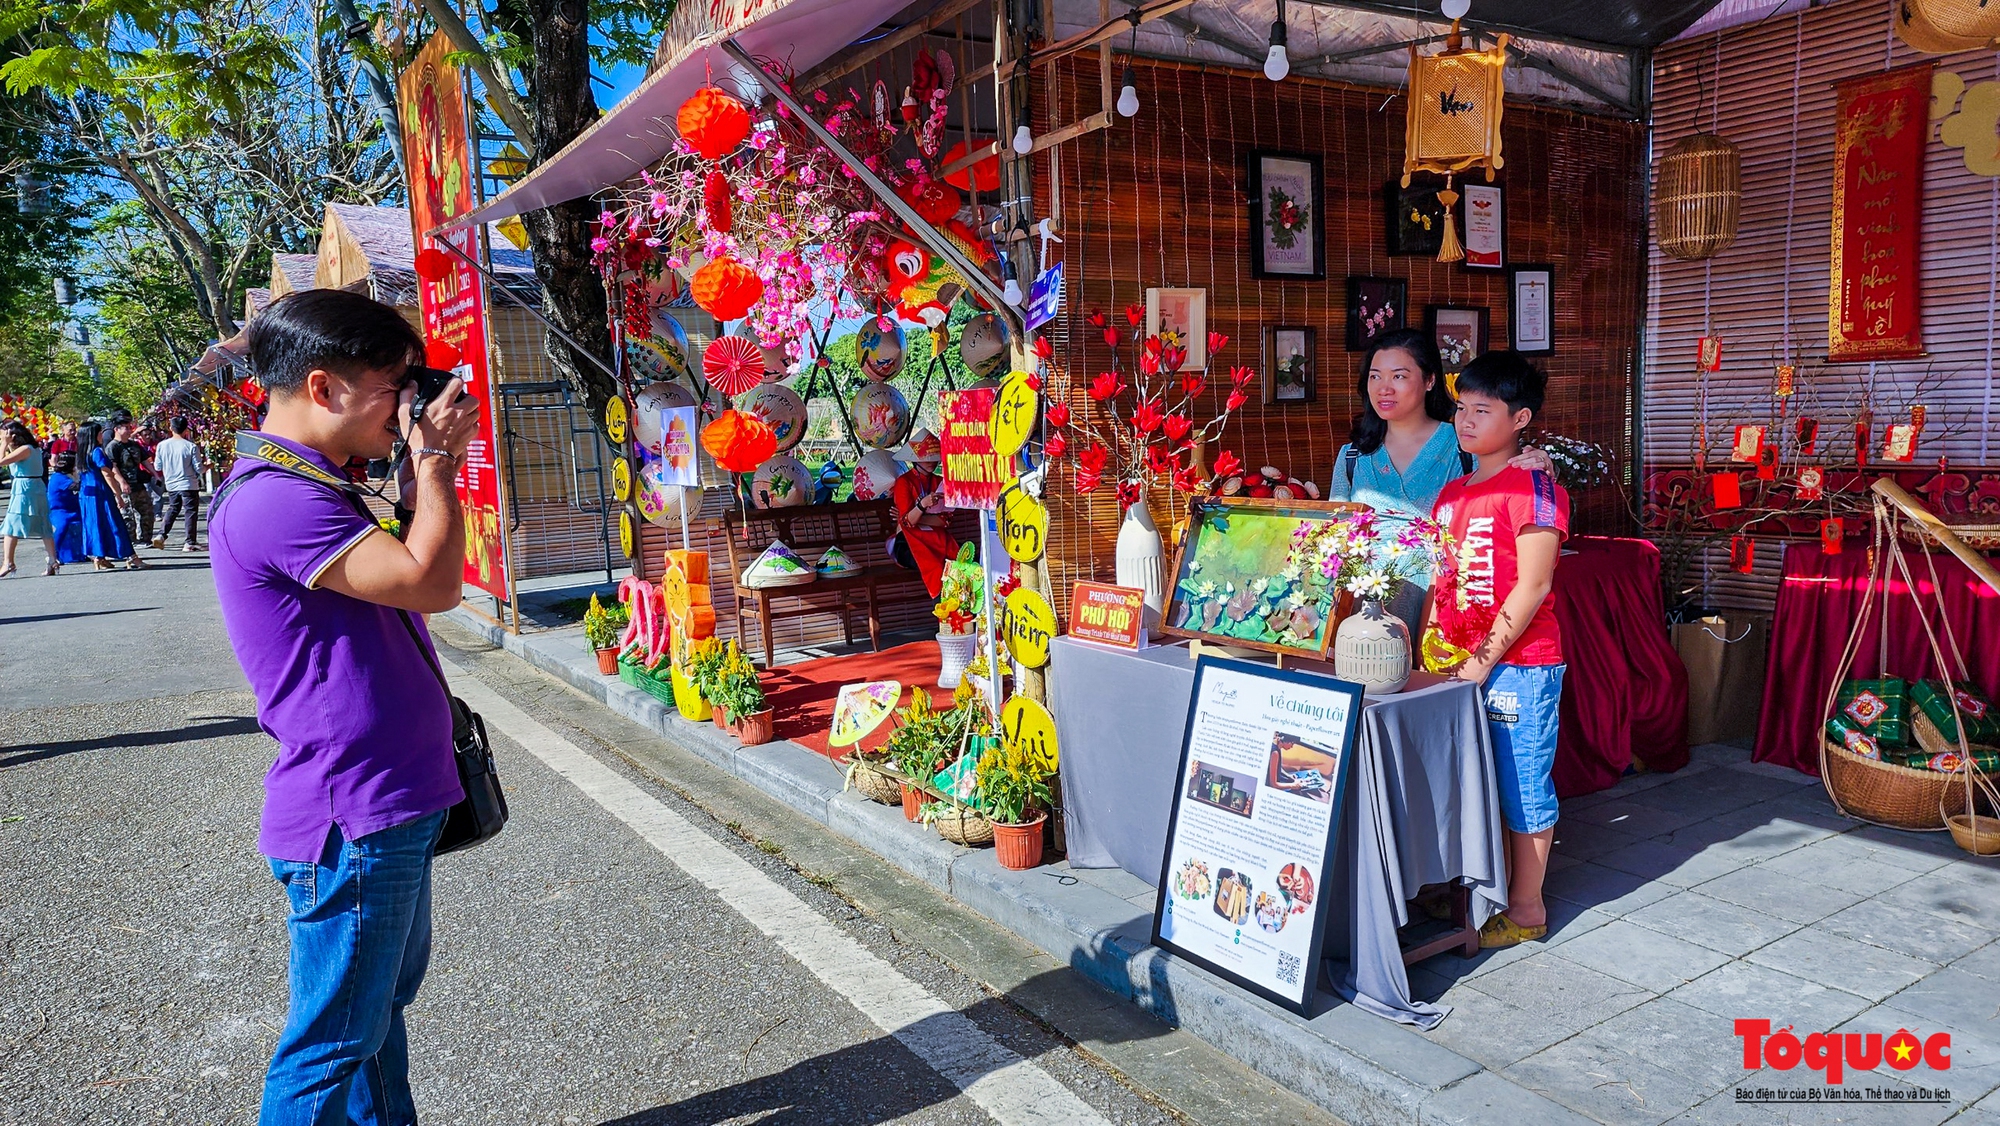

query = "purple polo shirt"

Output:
[[210, 432, 460, 862]]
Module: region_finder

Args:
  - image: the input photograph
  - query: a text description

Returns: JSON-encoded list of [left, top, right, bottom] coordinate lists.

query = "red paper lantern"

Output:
[[702, 336, 766, 396], [704, 169, 733, 234], [692, 256, 763, 321], [678, 87, 752, 161], [941, 140, 1000, 192], [414, 247, 453, 281], [701, 410, 777, 474], [899, 178, 962, 224]]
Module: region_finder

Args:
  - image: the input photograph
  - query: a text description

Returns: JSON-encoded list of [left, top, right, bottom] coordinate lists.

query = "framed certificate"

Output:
[[1508, 264, 1555, 355]]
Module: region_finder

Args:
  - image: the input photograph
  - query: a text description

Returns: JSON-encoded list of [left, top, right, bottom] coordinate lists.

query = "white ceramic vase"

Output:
[[936, 630, 978, 689], [1115, 501, 1166, 615], [1333, 598, 1412, 694]]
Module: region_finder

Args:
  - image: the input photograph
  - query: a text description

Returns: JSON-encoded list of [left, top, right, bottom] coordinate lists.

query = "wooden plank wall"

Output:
[[1037, 55, 1648, 610]]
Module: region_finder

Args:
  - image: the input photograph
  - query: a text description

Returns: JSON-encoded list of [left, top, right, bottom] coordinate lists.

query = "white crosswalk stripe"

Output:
[[446, 667, 1112, 1126]]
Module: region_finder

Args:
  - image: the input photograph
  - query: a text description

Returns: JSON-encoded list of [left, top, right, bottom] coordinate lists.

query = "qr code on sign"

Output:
[[1275, 951, 1301, 986]]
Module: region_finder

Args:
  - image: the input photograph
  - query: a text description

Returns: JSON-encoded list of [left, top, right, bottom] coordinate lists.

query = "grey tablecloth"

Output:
[[1050, 635, 1507, 1028]]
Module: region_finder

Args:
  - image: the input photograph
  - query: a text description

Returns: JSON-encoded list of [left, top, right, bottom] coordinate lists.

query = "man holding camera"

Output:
[[209, 289, 478, 1126]]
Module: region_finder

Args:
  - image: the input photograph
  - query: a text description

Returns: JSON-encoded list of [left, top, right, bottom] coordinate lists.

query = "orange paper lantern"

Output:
[[691, 255, 763, 321], [678, 86, 752, 161], [701, 410, 777, 474]]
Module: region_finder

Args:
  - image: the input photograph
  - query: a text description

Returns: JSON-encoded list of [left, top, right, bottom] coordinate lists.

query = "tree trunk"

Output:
[[516, 0, 615, 437]]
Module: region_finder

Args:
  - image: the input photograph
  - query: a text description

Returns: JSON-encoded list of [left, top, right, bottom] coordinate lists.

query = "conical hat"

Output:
[[816, 545, 863, 577], [742, 540, 817, 588]]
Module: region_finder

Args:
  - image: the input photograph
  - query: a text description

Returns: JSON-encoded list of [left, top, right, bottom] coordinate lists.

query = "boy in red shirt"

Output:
[[1426, 351, 1568, 950]]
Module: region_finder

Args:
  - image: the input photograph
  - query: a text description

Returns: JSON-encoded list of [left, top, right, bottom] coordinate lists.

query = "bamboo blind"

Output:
[[1039, 55, 1648, 612]]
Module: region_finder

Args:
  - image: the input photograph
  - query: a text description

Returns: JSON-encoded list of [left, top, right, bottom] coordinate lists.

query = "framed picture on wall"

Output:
[[1460, 182, 1505, 270], [1344, 276, 1407, 352], [1425, 305, 1489, 378], [1248, 151, 1326, 279], [1508, 264, 1555, 354], [1264, 326, 1316, 404], [1146, 288, 1209, 370], [1383, 181, 1446, 257]]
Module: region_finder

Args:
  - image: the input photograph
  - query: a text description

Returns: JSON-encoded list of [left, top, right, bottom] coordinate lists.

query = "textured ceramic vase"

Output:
[[936, 630, 978, 689], [1115, 502, 1166, 615], [1334, 598, 1412, 694]]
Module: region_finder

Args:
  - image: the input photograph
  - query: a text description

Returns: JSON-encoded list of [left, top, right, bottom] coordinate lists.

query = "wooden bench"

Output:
[[723, 498, 959, 668]]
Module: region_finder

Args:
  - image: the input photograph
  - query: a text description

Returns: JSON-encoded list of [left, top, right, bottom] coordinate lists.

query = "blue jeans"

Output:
[[260, 810, 446, 1126]]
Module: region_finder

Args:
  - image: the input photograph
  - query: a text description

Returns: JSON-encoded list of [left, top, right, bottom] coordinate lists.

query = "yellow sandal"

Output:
[[1478, 913, 1548, 949]]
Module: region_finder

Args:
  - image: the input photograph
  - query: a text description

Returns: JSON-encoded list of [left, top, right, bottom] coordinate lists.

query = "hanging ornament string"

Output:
[[1780, 12, 1802, 367], [1701, 34, 1720, 339], [1987, 53, 1999, 463]]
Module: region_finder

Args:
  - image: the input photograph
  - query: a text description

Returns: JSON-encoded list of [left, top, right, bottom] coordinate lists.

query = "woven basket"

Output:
[[1898, 516, 2000, 553], [847, 758, 904, 805], [1655, 133, 1741, 262], [929, 806, 995, 847], [1911, 710, 2000, 764], [1822, 737, 1972, 830], [1949, 813, 2000, 856]]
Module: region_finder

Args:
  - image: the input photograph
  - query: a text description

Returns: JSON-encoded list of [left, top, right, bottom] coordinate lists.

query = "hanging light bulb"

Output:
[[1440, 0, 1470, 20], [1117, 65, 1140, 117], [1264, 0, 1290, 82], [1012, 123, 1033, 154], [1002, 241, 1024, 305]]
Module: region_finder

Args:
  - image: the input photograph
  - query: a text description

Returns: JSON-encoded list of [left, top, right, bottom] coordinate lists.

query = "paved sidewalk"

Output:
[[451, 610, 2000, 1126]]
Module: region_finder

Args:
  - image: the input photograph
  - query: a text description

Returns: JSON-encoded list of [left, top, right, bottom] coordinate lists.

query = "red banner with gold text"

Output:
[[1829, 64, 1929, 363], [400, 33, 509, 599]]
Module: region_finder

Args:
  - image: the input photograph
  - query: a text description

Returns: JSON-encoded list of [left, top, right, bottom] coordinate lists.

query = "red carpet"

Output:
[[765, 640, 954, 758]]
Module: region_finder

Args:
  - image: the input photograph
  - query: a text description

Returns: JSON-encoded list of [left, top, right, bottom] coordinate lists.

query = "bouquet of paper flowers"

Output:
[[1536, 433, 1614, 491], [1286, 511, 1447, 606]]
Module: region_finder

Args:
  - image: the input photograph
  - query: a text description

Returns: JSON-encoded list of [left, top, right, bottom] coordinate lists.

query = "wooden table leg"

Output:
[[841, 591, 856, 647], [1455, 884, 1479, 958], [759, 592, 776, 668], [866, 583, 882, 651]]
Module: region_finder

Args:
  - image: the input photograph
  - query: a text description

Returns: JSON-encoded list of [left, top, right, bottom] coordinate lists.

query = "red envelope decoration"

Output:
[[1730, 535, 1756, 573], [1712, 472, 1742, 509], [1775, 364, 1796, 398], [1883, 423, 1919, 463], [1821, 518, 1844, 556], [1697, 336, 1723, 371], [1757, 444, 1779, 481], [1798, 466, 1825, 501], [1731, 425, 1765, 464]]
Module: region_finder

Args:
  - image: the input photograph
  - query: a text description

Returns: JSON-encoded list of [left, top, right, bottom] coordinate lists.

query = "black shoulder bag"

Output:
[[214, 434, 508, 856]]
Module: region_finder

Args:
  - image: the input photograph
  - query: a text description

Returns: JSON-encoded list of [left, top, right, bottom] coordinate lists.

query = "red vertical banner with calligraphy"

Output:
[[400, 32, 509, 599], [1829, 64, 1930, 362]]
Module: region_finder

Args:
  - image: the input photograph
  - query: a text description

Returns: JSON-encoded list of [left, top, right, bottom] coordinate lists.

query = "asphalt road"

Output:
[[0, 538, 1334, 1125]]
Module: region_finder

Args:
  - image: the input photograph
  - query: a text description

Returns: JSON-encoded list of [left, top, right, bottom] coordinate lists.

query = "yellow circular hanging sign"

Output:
[[618, 510, 636, 559], [997, 484, 1047, 564], [990, 372, 1039, 457], [611, 457, 633, 502], [1000, 694, 1060, 773], [1005, 586, 1057, 668], [604, 396, 629, 445]]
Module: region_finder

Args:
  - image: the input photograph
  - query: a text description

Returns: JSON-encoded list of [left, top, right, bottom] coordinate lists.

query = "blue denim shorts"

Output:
[[1483, 663, 1567, 833]]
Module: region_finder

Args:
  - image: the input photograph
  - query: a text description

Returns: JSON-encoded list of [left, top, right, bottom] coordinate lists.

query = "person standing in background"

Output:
[[106, 419, 157, 548], [154, 417, 206, 551], [46, 450, 85, 565], [0, 421, 58, 577], [81, 425, 144, 570], [48, 420, 77, 463]]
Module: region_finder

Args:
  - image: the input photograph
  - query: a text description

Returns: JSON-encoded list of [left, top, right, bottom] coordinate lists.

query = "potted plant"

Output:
[[973, 737, 1055, 869], [713, 647, 773, 745], [1289, 511, 1447, 694], [933, 545, 983, 689], [583, 594, 626, 675], [884, 692, 962, 821]]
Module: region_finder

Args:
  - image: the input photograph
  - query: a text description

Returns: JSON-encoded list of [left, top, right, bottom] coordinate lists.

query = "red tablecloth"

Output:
[[1552, 537, 1691, 797], [1755, 541, 2000, 776]]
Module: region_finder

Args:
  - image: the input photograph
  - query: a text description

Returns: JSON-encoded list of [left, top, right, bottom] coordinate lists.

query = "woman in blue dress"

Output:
[[0, 421, 57, 576], [1328, 328, 1547, 636], [46, 450, 85, 564], [80, 436, 144, 570]]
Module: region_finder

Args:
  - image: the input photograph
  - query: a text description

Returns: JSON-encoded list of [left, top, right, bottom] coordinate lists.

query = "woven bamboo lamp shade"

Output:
[[1895, 0, 2000, 52], [1654, 132, 1741, 262]]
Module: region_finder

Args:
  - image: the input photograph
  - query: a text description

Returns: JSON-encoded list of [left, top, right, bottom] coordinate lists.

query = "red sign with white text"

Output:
[[401, 33, 508, 599], [940, 388, 1007, 510]]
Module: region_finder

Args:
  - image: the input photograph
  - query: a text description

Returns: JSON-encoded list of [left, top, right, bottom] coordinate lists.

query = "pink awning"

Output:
[[452, 0, 914, 230]]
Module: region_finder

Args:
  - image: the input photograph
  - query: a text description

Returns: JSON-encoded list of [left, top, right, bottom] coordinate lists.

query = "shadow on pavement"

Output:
[[1, 715, 263, 768], [597, 985, 1167, 1124], [0, 606, 160, 627]]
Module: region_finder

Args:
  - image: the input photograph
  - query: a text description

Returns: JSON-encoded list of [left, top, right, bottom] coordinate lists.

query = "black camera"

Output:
[[406, 365, 460, 425]]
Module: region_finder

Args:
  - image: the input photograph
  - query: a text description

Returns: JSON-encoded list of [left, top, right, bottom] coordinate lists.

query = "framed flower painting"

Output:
[[1248, 151, 1325, 280], [1345, 277, 1407, 352]]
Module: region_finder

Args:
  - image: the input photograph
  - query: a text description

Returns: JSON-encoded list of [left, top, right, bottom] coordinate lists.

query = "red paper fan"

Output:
[[703, 336, 767, 396]]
